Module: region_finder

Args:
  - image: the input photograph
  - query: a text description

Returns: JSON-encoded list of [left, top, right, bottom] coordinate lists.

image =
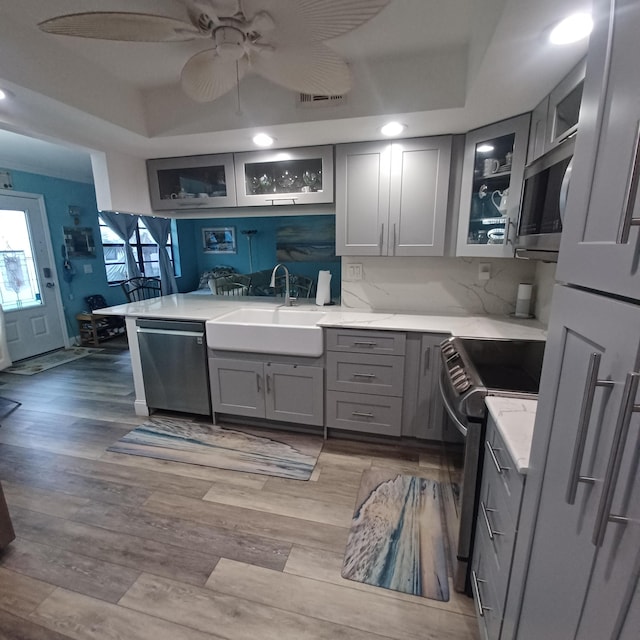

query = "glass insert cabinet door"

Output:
[[234, 145, 334, 206], [146, 153, 237, 210], [456, 114, 531, 257]]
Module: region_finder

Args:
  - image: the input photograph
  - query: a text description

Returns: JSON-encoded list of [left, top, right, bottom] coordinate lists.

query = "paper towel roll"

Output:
[[315, 270, 332, 306], [515, 283, 533, 317]]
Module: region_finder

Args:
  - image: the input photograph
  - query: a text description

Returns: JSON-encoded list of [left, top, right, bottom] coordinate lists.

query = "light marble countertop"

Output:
[[485, 396, 538, 474], [98, 292, 547, 340]]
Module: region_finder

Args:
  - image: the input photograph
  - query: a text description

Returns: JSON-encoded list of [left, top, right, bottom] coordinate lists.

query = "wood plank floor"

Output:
[[0, 343, 478, 639]]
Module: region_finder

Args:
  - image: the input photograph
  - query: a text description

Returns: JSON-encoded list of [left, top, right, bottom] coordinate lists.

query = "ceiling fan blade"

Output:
[[240, 0, 389, 43], [38, 12, 201, 42], [251, 43, 351, 96], [181, 49, 248, 102]]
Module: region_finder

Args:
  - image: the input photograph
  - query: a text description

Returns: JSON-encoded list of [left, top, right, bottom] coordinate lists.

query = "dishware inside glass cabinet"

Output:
[[466, 132, 515, 244]]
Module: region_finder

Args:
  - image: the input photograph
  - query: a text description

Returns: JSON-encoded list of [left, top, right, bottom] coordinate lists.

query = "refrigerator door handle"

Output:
[[566, 352, 615, 504], [592, 372, 640, 547]]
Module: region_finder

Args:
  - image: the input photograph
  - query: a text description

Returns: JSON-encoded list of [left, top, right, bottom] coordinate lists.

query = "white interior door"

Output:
[[0, 191, 67, 362]]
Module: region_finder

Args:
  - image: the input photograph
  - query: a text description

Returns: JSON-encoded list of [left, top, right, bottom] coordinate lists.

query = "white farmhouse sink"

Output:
[[206, 307, 324, 357]]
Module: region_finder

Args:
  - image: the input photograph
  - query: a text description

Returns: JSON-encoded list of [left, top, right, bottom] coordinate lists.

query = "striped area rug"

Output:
[[342, 469, 450, 601]]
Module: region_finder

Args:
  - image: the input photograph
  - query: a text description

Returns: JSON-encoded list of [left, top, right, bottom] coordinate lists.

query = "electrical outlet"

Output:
[[83, 263, 93, 274], [478, 262, 491, 281], [348, 263, 363, 280]]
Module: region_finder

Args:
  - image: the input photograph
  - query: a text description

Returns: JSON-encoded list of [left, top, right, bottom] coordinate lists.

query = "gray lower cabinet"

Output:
[[325, 328, 406, 436], [471, 414, 525, 640], [402, 333, 453, 441], [209, 357, 323, 426]]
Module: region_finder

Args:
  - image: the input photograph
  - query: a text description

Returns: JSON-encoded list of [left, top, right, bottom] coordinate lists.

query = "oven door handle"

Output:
[[439, 373, 468, 437]]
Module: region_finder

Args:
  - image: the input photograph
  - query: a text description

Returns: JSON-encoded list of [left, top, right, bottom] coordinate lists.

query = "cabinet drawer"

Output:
[[325, 329, 406, 355], [477, 463, 517, 607], [326, 351, 404, 396], [471, 525, 504, 640], [325, 391, 402, 436], [485, 418, 525, 524]]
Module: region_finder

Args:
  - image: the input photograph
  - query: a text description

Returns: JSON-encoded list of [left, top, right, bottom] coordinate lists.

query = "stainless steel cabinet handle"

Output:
[[352, 411, 374, 418], [480, 501, 503, 540], [618, 120, 640, 244], [379, 223, 385, 255], [566, 352, 615, 504], [266, 373, 272, 394], [423, 347, 431, 375], [592, 372, 640, 547], [471, 570, 492, 617], [353, 341, 377, 347], [485, 440, 510, 474], [392, 223, 397, 256], [256, 373, 261, 393], [352, 372, 376, 379]]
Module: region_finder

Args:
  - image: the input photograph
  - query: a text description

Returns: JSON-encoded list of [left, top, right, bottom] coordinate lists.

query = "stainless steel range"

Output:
[[439, 336, 545, 593]]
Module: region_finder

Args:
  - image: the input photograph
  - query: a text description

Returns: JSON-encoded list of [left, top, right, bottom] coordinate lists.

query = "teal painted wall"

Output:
[[8, 170, 127, 338]]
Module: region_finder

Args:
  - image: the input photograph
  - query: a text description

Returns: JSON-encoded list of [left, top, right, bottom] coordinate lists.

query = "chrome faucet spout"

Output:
[[270, 263, 292, 306]]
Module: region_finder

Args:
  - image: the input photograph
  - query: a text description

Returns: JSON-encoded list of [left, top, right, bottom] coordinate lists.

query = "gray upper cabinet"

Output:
[[335, 137, 452, 257], [147, 153, 237, 211], [512, 285, 640, 640], [556, 0, 640, 301], [456, 114, 530, 258], [233, 145, 334, 207], [528, 60, 586, 165], [546, 58, 585, 151], [526, 96, 549, 164]]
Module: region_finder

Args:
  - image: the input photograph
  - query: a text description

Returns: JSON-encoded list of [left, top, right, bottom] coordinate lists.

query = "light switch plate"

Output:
[[348, 263, 363, 280], [478, 262, 491, 280], [83, 263, 93, 274]]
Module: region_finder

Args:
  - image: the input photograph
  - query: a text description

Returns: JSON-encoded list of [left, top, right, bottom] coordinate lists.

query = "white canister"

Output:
[[515, 283, 533, 317]]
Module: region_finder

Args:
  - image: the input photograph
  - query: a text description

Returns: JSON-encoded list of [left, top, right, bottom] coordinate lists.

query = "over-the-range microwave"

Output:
[[515, 134, 575, 262]]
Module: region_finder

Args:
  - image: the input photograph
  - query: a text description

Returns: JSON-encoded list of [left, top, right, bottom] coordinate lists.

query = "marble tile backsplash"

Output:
[[341, 256, 537, 317]]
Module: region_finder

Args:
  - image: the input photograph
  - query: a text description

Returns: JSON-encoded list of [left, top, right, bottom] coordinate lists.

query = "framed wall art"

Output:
[[203, 227, 236, 254]]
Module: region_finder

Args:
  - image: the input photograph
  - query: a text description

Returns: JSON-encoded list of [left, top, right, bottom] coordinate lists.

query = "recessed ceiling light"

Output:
[[0, 89, 7, 100], [477, 144, 495, 153], [549, 13, 593, 45], [253, 133, 274, 147], [381, 122, 406, 137]]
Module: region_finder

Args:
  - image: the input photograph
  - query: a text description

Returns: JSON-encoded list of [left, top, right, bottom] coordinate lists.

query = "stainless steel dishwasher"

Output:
[[136, 318, 210, 416]]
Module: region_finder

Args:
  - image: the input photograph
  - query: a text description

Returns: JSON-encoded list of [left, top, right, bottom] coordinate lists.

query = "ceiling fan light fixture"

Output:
[[549, 13, 593, 45], [214, 26, 245, 60], [253, 133, 274, 147], [381, 122, 406, 137]]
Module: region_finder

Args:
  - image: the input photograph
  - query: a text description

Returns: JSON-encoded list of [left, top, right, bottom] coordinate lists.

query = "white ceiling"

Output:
[[0, 0, 592, 184]]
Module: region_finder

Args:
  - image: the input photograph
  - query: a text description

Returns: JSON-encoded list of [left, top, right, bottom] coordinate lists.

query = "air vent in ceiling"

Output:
[[298, 93, 346, 108]]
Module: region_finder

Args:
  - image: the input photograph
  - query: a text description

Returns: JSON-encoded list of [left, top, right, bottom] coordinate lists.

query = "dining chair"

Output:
[[209, 274, 251, 297], [274, 274, 314, 299], [121, 277, 162, 302]]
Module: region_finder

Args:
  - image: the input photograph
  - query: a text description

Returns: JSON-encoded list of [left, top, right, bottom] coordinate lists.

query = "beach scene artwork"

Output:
[[276, 218, 338, 262]]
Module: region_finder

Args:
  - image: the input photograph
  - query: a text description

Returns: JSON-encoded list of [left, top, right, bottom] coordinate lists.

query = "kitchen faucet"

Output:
[[270, 263, 295, 306]]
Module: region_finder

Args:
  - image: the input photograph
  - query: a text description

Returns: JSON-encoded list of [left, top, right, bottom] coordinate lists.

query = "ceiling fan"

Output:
[[38, 0, 390, 103]]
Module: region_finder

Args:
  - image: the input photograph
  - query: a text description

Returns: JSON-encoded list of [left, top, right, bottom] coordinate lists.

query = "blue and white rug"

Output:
[[342, 469, 450, 601], [107, 416, 322, 480]]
